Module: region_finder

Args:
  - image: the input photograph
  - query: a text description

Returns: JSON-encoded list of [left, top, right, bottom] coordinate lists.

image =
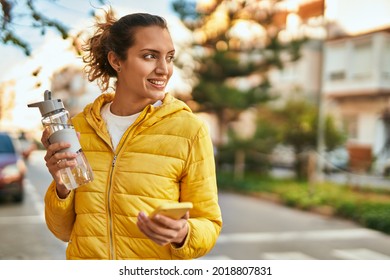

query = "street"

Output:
[[1, 151, 390, 260], [0, 151, 66, 259], [204, 191, 390, 259]]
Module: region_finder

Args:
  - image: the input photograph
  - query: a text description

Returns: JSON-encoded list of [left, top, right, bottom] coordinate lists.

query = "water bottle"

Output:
[[28, 90, 93, 190]]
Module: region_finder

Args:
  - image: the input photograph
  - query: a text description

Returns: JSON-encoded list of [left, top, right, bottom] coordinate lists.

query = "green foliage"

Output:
[[272, 95, 346, 179], [274, 95, 346, 152], [194, 79, 271, 112], [217, 171, 289, 193], [172, 0, 306, 146], [337, 200, 390, 232], [2, 30, 31, 55], [218, 172, 390, 234], [275, 97, 318, 150], [0, 0, 107, 55], [217, 109, 281, 173], [359, 203, 390, 232]]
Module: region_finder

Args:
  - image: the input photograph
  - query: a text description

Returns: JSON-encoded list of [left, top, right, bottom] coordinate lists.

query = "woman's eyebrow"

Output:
[[140, 48, 175, 53]]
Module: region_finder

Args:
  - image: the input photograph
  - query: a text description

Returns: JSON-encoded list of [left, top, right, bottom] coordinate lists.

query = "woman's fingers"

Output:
[[41, 128, 51, 149], [137, 211, 189, 246], [44, 142, 71, 162]]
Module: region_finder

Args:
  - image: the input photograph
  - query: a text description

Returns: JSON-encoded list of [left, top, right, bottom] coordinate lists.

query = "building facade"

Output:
[[323, 28, 390, 173]]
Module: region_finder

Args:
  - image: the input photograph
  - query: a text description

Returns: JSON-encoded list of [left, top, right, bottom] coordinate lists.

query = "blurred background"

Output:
[[2, 0, 390, 260]]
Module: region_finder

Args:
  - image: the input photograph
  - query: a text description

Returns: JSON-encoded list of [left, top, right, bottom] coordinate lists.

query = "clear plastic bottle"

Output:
[[28, 90, 93, 190]]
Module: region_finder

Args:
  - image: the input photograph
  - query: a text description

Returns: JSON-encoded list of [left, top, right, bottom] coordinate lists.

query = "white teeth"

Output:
[[149, 80, 165, 86]]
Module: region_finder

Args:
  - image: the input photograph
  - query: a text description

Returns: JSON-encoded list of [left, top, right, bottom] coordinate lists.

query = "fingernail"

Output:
[[138, 212, 146, 219]]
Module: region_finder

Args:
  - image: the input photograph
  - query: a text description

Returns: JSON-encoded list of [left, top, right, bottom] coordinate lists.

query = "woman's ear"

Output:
[[108, 51, 121, 73]]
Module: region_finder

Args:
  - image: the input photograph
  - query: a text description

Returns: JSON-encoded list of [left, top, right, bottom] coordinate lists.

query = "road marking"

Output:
[[261, 251, 315, 260], [0, 214, 44, 224], [205, 248, 390, 260], [199, 255, 231, 260], [333, 248, 390, 260], [25, 180, 45, 214], [216, 228, 383, 244], [258, 248, 390, 260]]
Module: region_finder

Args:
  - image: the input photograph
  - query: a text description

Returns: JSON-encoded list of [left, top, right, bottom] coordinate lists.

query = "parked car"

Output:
[[0, 132, 26, 202], [374, 158, 390, 177], [323, 147, 349, 173]]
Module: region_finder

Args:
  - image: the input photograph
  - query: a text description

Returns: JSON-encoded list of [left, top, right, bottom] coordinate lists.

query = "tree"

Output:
[[172, 0, 306, 157], [219, 106, 281, 179], [0, 0, 106, 55], [274, 94, 346, 180]]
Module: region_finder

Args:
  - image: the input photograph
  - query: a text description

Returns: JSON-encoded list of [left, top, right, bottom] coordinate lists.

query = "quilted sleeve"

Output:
[[44, 181, 76, 242], [171, 122, 223, 259]]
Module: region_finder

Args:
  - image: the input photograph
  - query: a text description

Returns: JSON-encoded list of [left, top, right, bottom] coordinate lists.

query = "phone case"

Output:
[[149, 202, 193, 220]]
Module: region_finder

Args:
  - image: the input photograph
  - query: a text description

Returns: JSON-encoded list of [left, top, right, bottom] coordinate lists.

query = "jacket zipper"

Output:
[[107, 154, 117, 259], [106, 109, 150, 260]]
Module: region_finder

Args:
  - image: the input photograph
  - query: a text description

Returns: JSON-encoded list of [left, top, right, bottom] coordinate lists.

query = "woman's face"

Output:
[[117, 26, 175, 102]]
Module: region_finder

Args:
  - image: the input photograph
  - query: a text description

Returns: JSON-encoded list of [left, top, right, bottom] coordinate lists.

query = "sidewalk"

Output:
[[325, 172, 390, 190], [271, 167, 390, 190]]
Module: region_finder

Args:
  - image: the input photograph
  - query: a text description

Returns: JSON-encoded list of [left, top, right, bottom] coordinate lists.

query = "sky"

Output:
[[0, 0, 194, 131]]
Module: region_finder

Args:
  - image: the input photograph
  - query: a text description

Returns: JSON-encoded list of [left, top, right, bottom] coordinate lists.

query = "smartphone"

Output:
[[149, 202, 193, 220]]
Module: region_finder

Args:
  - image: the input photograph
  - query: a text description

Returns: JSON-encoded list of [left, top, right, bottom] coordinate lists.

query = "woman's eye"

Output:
[[167, 55, 175, 62], [144, 54, 156, 59]]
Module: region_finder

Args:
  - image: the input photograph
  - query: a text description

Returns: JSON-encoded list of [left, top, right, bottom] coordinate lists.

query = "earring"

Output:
[[117, 67, 121, 73]]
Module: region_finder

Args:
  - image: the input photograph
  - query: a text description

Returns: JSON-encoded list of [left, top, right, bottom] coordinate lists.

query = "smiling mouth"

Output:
[[148, 79, 166, 87]]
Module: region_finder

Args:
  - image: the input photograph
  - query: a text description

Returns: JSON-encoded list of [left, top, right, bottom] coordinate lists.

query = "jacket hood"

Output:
[[82, 93, 192, 135]]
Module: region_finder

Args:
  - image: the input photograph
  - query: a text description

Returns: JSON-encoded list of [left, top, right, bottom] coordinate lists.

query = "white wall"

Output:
[[323, 32, 390, 95]]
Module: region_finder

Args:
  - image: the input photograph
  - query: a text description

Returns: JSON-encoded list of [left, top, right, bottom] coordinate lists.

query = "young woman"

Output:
[[41, 11, 222, 260]]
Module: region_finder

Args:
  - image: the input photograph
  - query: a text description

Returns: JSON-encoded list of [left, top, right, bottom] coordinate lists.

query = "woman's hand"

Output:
[[41, 128, 77, 198], [137, 211, 189, 247]]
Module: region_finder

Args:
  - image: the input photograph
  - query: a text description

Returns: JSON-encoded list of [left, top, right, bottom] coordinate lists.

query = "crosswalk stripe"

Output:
[[333, 248, 390, 260], [261, 251, 315, 260], [205, 248, 390, 260], [0, 214, 44, 224], [216, 228, 383, 244], [199, 255, 231, 260]]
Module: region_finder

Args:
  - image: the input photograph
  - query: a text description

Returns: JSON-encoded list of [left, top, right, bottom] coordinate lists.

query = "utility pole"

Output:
[[316, 46, 326, 183], [316, 2, 328, 183]]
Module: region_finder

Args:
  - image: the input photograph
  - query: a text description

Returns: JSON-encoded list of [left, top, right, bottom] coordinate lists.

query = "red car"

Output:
[[0, 132, 26, 203]]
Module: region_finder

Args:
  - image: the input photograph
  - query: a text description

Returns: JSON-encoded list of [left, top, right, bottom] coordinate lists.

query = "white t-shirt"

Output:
[[101, 100, 162, 150]]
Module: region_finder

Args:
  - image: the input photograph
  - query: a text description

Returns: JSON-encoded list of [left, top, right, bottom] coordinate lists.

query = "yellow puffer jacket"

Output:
[[44, 93, 222, 260]]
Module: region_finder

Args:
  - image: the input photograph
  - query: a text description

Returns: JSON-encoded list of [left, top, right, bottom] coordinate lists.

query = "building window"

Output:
[[329, 71, 345, 80], [343, 114, 358, 140], [382, 39, 390, 79], [351, 41, 372, 80], [327, 43, 346, 81]]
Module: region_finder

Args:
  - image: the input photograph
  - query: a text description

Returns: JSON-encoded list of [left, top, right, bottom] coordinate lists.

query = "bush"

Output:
[[336, 199, 360, 220], [358, 203, 390, 233], [217, 171, 390, 235]]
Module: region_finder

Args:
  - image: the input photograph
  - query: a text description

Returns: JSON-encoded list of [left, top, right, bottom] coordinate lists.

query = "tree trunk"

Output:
[[234, 149, 245, 180], [294, 148, 307, 181]]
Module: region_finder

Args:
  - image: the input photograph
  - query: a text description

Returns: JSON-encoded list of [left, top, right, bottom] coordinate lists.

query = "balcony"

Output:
[[322, 30, 390, 98]]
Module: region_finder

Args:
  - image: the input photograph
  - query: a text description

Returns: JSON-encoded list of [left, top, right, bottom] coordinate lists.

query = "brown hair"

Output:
[[82, 10, 168, 92]]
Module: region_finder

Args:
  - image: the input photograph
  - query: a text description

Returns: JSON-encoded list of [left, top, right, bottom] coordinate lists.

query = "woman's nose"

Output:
[[155, 59, 169, 75]]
